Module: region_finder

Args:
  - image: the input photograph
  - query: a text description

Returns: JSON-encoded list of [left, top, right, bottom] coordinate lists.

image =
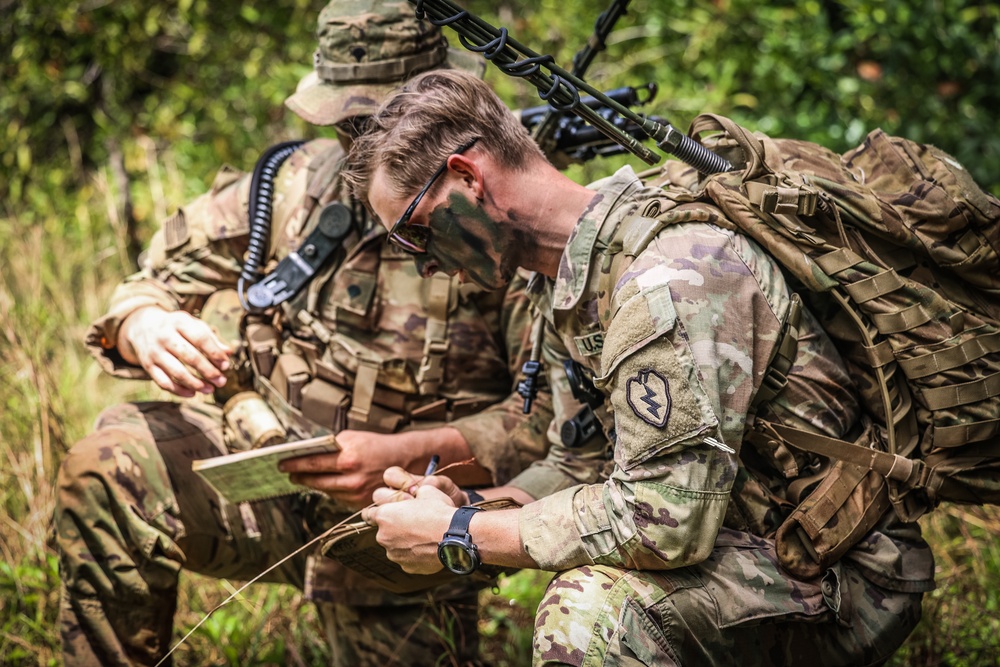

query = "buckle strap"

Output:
[[756, 420, 925, 489], [347, 356, 381, 424], [744, 181, 818, 216], [752, 293, 803, 409], [416, 273, 454, 395]]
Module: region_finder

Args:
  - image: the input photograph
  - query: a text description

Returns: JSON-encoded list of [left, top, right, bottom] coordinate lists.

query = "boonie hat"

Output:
[[285, 0, 484, 126]]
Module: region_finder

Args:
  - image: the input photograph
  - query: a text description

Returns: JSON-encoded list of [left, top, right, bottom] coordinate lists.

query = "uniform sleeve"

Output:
[[520, 224, 789, 570], [84, 165, 253, 378]]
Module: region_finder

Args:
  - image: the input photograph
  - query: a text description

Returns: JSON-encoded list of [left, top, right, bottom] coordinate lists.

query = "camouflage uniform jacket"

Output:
[[516, 166, 935, 592], [84, 138, 550, 487]]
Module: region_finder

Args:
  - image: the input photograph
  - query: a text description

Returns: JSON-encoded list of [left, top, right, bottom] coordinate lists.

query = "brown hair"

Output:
[[343, 68, 545, 208]]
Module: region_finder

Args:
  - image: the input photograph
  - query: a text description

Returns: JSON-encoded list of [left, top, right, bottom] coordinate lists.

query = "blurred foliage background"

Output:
[[2, 0, 1000, 664]]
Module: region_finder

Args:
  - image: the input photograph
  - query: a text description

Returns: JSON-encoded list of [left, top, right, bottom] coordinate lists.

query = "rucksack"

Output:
[[636, 114, 1000, 578]]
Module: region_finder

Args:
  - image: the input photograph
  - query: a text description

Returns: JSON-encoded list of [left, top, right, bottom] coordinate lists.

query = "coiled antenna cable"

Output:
[[238, 140, 306, 310]]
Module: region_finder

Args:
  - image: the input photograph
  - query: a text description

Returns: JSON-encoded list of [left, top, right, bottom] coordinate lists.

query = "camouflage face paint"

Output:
[[414, 191, 519, 290]]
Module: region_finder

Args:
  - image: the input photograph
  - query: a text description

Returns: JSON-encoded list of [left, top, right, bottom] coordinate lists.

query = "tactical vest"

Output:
[[220, 143, 510, 443]]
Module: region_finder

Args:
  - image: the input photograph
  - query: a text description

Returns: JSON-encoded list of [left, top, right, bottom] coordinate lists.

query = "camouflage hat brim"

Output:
[[285, 48, 486, 126]]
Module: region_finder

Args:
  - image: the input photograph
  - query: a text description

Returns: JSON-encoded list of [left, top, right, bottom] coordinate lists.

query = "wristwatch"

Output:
[[437, 506, 483, 575]]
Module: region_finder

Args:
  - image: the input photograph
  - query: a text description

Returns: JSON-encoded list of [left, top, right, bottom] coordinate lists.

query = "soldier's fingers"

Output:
[[147, 364, 197, 398], [372, 486, 415, 505], [413, 484, 452, 504], [417, 475, 460, 496], [279, 452, 341, 474], [175, 315, 233, 368], [290, 474, 370, 508], [361, 505, 378, 525], [147, 347, 213, 394], [415, 475, 465, 506], [163, 334, 227, 387], [382, 466, 418, 490], [289, 472, 350, 494]]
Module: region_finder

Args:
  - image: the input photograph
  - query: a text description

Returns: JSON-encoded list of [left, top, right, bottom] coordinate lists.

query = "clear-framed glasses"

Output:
[[386, 136, 481, 255]]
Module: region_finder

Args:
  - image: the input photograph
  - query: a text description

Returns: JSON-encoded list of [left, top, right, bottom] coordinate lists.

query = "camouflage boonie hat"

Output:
[[286, 0, 484, 126]]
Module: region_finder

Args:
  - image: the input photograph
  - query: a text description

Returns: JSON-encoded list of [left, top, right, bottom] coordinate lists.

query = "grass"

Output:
[[4, 133, 1000, 667]]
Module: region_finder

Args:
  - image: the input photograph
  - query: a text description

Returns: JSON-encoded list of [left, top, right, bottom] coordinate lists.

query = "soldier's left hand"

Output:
[[362, 484, 456, 574], [280, 430, 411, 510]]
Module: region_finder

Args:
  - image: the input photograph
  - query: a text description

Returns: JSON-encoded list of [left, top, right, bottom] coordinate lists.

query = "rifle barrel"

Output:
[[533, 0, 631, 153]]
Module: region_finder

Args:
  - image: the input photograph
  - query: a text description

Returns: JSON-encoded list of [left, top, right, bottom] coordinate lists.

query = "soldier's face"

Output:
[[414, 188, 519, 290], [370, 164, 518, 290]]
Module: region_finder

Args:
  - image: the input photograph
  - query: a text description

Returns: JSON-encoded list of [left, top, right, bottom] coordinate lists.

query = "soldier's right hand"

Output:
[[373, 466, 467, 507], [117, 306, 233, 398]]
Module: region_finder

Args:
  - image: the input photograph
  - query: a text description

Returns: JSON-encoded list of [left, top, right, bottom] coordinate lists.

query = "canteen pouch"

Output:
[[775, 459, 891, 579]]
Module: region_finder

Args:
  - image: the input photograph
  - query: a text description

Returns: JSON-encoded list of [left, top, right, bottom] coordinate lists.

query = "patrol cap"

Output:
[[285, 0, 485, 126]]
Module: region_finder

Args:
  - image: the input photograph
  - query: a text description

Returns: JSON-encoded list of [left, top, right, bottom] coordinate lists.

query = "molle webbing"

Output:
[[416, 273, 456, 395], [315, 43, 448, 84], [347, 356, 382, 425], [751, 293, 803, 409], [685, 112, 1000, 533]]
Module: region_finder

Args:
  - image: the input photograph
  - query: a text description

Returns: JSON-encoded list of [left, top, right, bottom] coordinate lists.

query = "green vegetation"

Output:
[[2, 0, 999, 664]]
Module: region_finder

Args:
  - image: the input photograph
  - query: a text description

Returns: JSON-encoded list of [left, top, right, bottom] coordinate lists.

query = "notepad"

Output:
[[192, 434, 339, 504]]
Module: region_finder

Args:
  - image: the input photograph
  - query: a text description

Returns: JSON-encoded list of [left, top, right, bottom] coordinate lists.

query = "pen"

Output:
[[424, 454, 440, 477]]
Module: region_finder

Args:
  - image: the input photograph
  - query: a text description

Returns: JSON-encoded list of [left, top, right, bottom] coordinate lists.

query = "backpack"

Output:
[[639, 114, 1000, 578]]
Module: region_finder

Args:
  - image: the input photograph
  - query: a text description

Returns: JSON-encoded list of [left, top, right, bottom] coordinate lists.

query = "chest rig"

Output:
[[237, 143, 474, 439]]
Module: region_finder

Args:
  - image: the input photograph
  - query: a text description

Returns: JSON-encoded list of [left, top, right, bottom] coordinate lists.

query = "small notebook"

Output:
[[320, 497, 522, 594], [192, 434, 339, 504]]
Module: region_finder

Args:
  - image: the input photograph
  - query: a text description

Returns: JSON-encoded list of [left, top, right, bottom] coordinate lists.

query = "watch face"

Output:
[[438, 538, 478, 575]]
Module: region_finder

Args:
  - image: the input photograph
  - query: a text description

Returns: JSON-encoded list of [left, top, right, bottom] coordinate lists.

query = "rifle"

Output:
[[522, 84, 668, 167], [410, 0, 732, 174]]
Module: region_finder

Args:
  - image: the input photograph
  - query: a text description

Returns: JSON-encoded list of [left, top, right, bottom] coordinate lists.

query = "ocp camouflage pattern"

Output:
[[512, 166, 935, 665]]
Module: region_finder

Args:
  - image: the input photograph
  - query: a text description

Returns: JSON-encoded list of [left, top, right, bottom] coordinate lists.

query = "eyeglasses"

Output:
[[386, 136, 481, 255]]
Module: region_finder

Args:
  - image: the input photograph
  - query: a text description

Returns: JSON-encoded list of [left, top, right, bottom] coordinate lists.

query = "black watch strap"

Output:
[[444, 506, 482, 539], [463, 489, 485, 504]]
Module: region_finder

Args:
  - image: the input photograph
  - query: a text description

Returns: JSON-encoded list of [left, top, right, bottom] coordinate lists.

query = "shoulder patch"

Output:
[[574, 331, 604, 357], [626, 369, 671, 428], [162, 211, 189, 251]]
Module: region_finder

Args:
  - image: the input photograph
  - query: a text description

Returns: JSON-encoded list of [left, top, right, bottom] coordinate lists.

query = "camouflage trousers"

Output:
[[55, 401, 481, 667], [532, 529, 923, 667]]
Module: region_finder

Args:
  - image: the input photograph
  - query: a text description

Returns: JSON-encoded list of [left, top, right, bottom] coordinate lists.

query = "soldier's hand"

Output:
[[362, 485, 455, 574], [374, 466, 467, 507], [281, 431, 412, 510], [117, 306, 232, 398]]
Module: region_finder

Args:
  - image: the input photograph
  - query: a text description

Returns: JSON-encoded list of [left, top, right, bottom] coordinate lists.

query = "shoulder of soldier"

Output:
[[277, 138, 343, 184], [146, 138, 342, 268], [606, 208, 747, 313]]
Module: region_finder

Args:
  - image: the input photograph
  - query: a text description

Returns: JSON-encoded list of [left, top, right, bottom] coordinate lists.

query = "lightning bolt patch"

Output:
[[626, 369, 671, 428]]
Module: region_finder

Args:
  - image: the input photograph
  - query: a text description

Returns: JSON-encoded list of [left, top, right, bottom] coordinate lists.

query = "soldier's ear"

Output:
[[446, 154, 483, 194]]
